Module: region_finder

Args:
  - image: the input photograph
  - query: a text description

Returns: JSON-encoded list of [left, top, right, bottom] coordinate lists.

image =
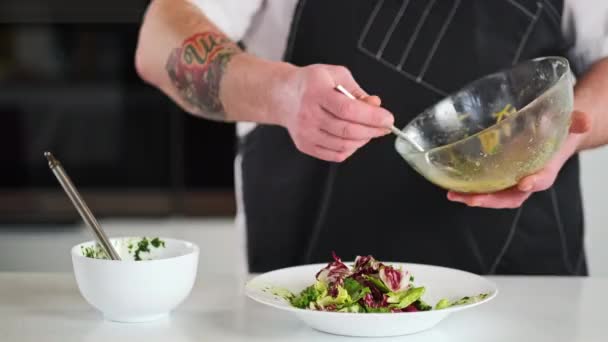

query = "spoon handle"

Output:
[[45, 152, 121, 261], [334, 85, 423, 151]]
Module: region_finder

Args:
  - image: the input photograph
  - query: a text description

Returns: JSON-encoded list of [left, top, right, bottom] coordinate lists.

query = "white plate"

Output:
[[246, 262, 497, 337]]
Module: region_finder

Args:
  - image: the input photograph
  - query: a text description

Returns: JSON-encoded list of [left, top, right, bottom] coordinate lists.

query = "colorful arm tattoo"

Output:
[[166, 32, 241, 120]]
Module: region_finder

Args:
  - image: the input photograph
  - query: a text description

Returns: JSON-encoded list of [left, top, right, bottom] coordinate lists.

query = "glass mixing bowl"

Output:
[[395, 57, 574, 193]]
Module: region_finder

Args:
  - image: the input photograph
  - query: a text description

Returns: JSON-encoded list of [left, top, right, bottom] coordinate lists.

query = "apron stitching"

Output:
[[282, 0, 308, 61], [417, 0, 461, 81], [396, 0, 437, 70], [359, 48, 448, 96], [549, 187, 576, 274], [357, 0, 384, 54], [488, 206, 523, 274], [465, 224, 488, 273], [506, 0, 535, 19], [512, 3, 544, 64], [543, 0, 561, 23], [357, 0, 447, 96], [541, 0, 562, 31], [376, 0, 411, 59]]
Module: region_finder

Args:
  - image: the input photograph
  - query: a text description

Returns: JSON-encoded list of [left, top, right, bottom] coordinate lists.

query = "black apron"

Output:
[[240, 0, 587, 275]]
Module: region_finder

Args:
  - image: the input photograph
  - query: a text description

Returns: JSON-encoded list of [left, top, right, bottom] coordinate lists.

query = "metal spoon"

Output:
[[334, 85, 423, 151], [45, 152, 121, 260]]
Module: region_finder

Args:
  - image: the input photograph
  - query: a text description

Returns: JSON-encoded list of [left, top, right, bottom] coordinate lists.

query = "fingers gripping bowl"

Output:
[[71, 237, 199, 323], [395, 57, 574, 193]]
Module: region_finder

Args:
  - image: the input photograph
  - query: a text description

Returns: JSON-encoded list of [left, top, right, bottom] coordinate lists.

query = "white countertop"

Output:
[[1, 272, 605, 342]]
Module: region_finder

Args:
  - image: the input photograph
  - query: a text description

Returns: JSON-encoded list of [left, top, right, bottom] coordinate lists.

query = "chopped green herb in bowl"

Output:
[[81, 237, 166, 261]]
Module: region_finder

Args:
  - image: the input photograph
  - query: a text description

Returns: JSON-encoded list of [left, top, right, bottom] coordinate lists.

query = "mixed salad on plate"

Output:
[[281, 253, 489, 313]]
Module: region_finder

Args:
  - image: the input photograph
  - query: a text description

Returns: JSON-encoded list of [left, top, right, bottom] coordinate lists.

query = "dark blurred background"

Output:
[[0, 0, 236, 223]]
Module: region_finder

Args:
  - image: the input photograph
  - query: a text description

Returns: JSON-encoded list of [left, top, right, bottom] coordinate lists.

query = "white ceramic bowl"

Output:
[[247, 263, 497, 337], [71, 237, 199, 323]]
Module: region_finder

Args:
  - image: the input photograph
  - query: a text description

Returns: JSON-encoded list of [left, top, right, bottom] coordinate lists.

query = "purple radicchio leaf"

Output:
[[379, 265, 410, 292], [353, 255, 382, 275], [316, 251, 351, 286], [362, 293, 389, 308]]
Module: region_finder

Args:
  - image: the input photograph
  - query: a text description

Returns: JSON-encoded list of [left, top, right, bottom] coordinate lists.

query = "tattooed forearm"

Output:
[[166, 32, 241, 120]]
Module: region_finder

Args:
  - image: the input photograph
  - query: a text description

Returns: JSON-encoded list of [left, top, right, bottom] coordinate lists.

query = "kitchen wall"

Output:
[[0, 147, 606, 276]]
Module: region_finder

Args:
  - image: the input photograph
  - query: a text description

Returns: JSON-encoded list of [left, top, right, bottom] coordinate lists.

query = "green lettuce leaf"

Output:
[[338, 303, 364, 313], [414, 299, 433, 311], [362, 275, 391, 293], [434, 298, 451, 310], [316, 285, 350, 308], [290, 284, 320, 309], [343, 278, 371, 303], [364, 306, 392, 313], [387, 286, 426, 309]]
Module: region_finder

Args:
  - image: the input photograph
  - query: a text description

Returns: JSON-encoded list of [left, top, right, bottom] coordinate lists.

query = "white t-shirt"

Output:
[[191, 0, 608, 71]]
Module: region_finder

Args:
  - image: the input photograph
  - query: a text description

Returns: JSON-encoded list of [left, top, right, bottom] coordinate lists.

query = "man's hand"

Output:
[[447, 110, 591, 209], [135, 0, 393, 163], [273, 64, 394, 162]]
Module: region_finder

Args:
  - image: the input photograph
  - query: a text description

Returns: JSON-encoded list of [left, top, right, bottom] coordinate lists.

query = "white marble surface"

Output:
[[1, 272, 605, 342]]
